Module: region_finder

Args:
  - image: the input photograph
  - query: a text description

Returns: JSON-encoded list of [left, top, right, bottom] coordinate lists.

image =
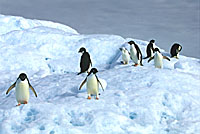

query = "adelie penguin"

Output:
[[148, 48, 170, 69], [78, 47, 92, 75], [170, 43, 182, 59], [79, 68, 104, 100], [119, 47, 130, 65], [143, 39, 155, 59], [6, 73, 37, 106], [128, 41, 143, 66]]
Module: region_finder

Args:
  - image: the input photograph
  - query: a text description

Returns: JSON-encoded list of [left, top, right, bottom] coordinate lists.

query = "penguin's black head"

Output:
[[19, 73, 27, 81], [128, 41, 135, 45], [89, 68, 98, 75], [78, 47, 86, 53], [150, 40, 155, 43], [154, 48, 160, 53]]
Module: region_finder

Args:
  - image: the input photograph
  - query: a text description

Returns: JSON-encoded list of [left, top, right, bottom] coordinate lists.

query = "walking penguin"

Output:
[[79, 68, 104, 100], [148, 48, 170, 68], [6, 73, 37, 106]]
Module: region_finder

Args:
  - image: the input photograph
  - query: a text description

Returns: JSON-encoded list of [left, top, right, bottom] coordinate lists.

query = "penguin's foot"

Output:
[[16, 103, 21, 106], [96, 97, 99, 100], [133, 64, 138, 67], [23, 101, 28, 104], [87, 96, 91, 100]]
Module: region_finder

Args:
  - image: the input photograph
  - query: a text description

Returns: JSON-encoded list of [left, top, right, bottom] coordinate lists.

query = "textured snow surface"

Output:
[[0, 15, 200, 134]]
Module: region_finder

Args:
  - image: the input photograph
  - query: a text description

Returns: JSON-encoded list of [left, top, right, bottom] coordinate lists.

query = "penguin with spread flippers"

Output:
[[128, 41, 143, 66], [170, 43, 182, 59], [79, 68, 104, 100], [148, 48, 170, 68], [143, 39, 155, 59], [78, 47, 92, 75], [119, 47, 130, 65], [6, 73, 37, 106]]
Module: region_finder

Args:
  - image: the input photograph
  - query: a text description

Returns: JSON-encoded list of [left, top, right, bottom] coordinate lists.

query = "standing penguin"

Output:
[[170, 43, 182, 59], [119, 47, 130, 65], [148, 48, 170, 68], [78, 47, 92, 75], [6, 73, 37, 106], [79, 68, 104, 100], [128, 41, 143, 66], [143, 39, 155, 59]]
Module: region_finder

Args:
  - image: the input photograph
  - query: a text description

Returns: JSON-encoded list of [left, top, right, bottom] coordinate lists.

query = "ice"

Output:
[[0, 15, 200, 134]]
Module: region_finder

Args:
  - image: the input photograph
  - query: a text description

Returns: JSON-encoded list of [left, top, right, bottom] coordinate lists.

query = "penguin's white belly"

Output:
[[130, 49, 140, 64], [86, 75, 99, 95], [130, 52, 139, 64], [122, 53, 130, 63], [16, 82, 30, 103], [154, 53, 163, 68], [150, 49, 154, 57]]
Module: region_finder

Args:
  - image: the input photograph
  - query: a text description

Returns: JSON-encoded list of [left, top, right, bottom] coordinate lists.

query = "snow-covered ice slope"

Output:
[[0, 14, 200, 134]]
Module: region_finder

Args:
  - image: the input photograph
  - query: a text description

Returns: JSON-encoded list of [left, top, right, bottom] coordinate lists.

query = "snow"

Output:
[[0, 14, 200, 134]]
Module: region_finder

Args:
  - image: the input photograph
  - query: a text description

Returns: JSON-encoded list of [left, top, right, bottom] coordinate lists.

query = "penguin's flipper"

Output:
[[27, 79, 37, 97], [148, 56, 154, 63], [29, 85, 37, 97], [6, 82, 16, 95], [79, 78, 87, 90], [95, 75, 104, 91], [163, 56, 170, 61], [153, 48, 155, 53]]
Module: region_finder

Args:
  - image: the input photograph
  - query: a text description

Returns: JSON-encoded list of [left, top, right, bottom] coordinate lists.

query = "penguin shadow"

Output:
[[70, 86, 84, 94], [55, 86, 81, 99], [55, 86, 86, 98], [109, 61, 133, 69]]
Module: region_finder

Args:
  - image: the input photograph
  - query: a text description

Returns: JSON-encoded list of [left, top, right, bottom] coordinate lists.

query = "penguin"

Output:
[[78, 47, 92, 75], [170, 43, 182, 59], [6, 73, 37, 106], [79, 68, 104, 100], [148, 48, 170, 68], [119, 47, 130, 65], [128, 41, 143, 66], [143, 39, 155, 59]]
